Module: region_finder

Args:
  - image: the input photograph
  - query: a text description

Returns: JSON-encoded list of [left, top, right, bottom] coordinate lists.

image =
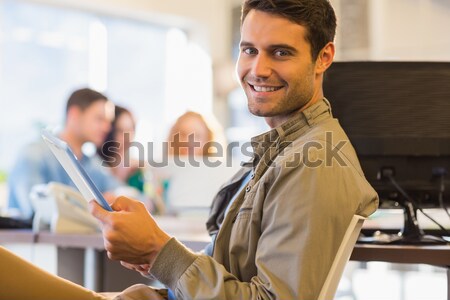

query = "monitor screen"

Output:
[[323, 61, 450, 207]]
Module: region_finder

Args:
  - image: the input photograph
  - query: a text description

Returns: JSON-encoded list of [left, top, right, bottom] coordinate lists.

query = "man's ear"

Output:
[[315, 42, 335, 75], [66, 106, 82, 123]]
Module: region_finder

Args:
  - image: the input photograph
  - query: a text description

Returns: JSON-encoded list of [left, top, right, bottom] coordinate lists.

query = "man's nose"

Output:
[[251, 54, 272, 78]]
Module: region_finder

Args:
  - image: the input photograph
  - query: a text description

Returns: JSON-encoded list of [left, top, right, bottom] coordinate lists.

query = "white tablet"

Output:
[[42, 130, 113, 211]]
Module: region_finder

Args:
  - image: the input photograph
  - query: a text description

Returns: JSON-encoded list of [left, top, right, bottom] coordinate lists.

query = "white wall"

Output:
[[27, 0, 231, 60], [25, 0, 235, 125], [333, 0, 450, 61], [368, 0, 450, 61], [18, 0, 450, 122]]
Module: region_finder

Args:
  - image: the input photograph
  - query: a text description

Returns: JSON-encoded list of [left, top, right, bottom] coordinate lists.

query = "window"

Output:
[[0, 0, 213, 172]]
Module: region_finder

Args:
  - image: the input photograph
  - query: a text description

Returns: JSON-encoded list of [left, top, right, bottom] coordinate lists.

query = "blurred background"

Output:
[[1, 0, 450, 173], [0, 0, 449, 299], [1, 0, 449, 176]]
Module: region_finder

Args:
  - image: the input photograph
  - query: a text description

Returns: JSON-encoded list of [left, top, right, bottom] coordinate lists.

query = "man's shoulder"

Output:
[[82, 153, 114, 173], [275, 118, 361, 172], [288, 118, 349, 152], [81, 153, 123, 191], [18, 139, 53, 161], [8, 138, 59, 183]]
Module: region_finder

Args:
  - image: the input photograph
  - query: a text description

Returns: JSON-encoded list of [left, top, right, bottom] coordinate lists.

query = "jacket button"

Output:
[[245, 186, 251, 192], [250, 173, 255, 179]]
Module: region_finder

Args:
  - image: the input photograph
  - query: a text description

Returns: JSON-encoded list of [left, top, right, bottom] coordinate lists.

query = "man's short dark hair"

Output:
[[241, 0, 336, 61], [65, 88, 108, 114]]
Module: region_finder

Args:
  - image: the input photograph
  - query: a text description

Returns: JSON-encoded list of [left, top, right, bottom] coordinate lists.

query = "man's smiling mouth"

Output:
[[250, 84, 283, 92]]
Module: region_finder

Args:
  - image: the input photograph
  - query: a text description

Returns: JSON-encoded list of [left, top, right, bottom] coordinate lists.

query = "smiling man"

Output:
[[90, 0, 379, 299], [238, 9, 323, 127]]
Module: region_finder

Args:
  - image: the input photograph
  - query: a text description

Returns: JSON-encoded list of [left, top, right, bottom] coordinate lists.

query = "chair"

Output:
[[317, 215, 366, 300]]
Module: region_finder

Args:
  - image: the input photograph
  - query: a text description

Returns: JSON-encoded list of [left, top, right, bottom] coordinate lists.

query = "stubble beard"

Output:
[[243, 62, 316, 118], [246, 79, 315, 118]]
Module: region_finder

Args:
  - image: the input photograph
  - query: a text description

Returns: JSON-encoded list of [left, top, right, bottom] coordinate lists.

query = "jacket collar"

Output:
[[249, 98, 332, 168]]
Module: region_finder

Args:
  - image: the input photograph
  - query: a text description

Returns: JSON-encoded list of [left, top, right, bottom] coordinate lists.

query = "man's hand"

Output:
[[89, 196, 171, 267], [120, 261, 152, 278], [102, 192, 116, 205]]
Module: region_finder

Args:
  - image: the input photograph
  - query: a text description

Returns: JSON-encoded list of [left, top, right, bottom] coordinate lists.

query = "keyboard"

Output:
[[0, 216, 32, 229]]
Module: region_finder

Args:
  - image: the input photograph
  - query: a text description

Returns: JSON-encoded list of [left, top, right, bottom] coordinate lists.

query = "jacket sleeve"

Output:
[[150, 147, 378, 299]]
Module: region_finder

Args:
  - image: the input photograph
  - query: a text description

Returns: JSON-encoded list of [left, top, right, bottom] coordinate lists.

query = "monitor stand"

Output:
[[359, 201, 448, 245]]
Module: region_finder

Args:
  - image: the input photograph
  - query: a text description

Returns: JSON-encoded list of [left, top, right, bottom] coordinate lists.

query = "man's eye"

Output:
[[274, 50, 290, 57], [243, 48, 257, 55]]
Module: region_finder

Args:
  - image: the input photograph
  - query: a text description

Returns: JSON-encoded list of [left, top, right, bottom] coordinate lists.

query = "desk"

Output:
[[36, 230, 210, 291], [0, 229, 35, 243], [351, 244, 450, 300], [35, 216, 211, 292], [2, 217, 450, 297], [0, 216, 211, 292]]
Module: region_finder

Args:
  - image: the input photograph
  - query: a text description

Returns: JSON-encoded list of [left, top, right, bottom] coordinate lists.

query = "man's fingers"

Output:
[[120, 261, 150, 274], [89, 200, 110, 222], [103, 192, 116, 205], [120, 261, 140, 271], [120, 261, 134, 270], [111, 196, 143, 212]]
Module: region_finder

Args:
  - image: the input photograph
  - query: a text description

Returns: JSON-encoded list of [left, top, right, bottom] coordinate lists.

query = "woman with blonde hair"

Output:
[[167, 111, 225, 157]]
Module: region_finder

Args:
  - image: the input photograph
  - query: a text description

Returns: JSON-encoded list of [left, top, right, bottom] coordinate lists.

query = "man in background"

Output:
[[7, 88, 121, 220]]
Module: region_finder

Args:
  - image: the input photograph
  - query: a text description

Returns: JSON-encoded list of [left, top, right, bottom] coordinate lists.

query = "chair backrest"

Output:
[[317, 215, 366, 300]]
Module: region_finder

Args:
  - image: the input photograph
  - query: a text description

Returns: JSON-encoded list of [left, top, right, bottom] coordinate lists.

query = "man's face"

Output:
[[77, 100, 114, 146], [237, 10, 320, 127]]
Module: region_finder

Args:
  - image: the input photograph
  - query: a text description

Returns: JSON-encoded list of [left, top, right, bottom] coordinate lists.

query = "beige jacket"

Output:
[[151, 99, 379, 299]]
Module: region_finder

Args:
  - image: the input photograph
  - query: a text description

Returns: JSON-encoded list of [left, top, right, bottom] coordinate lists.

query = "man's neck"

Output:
[[265, 98, 321, 129], [266, 87, 324, 129], [59, 130, 84, 159], [265, 112, 299, 129]]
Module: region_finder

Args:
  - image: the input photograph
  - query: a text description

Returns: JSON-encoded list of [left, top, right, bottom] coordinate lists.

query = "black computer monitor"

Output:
[[323, 61, 450, 244]]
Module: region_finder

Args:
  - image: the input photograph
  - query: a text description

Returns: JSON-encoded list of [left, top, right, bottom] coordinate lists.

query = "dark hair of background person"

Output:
[[65, 88, 108, 114], [97, 105, 135, 166], [241, 0, 337, 60]]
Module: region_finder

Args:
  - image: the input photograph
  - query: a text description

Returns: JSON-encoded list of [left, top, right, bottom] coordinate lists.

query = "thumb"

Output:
[[110, 196, 138, 212], [89, 199, 110, 222]]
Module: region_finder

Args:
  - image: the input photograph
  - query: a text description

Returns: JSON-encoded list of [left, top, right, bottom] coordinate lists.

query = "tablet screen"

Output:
[[42, 130, 113, 211]]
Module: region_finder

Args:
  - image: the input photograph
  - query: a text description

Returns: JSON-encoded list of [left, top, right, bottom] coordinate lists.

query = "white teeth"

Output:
[[253, 85, 279, 92]]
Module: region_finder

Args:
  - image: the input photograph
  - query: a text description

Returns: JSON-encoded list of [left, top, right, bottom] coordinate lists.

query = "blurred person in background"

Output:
[[149, 111, 229, 214], [98, 105, 144, 192], [7, 88, 122, 220], [97, 105, 153, 211], [167, 111, 224, 157]]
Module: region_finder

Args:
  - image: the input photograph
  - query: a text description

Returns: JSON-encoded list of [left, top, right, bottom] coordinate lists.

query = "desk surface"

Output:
[[2, 210, 448, 242], [352, 244, 450, 267], [32, 215, 211, 251], [0, 229, 35, 243], [3, 229, 449, 268], [36, 231, 210, 252], [3, 213, 450, 262]]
